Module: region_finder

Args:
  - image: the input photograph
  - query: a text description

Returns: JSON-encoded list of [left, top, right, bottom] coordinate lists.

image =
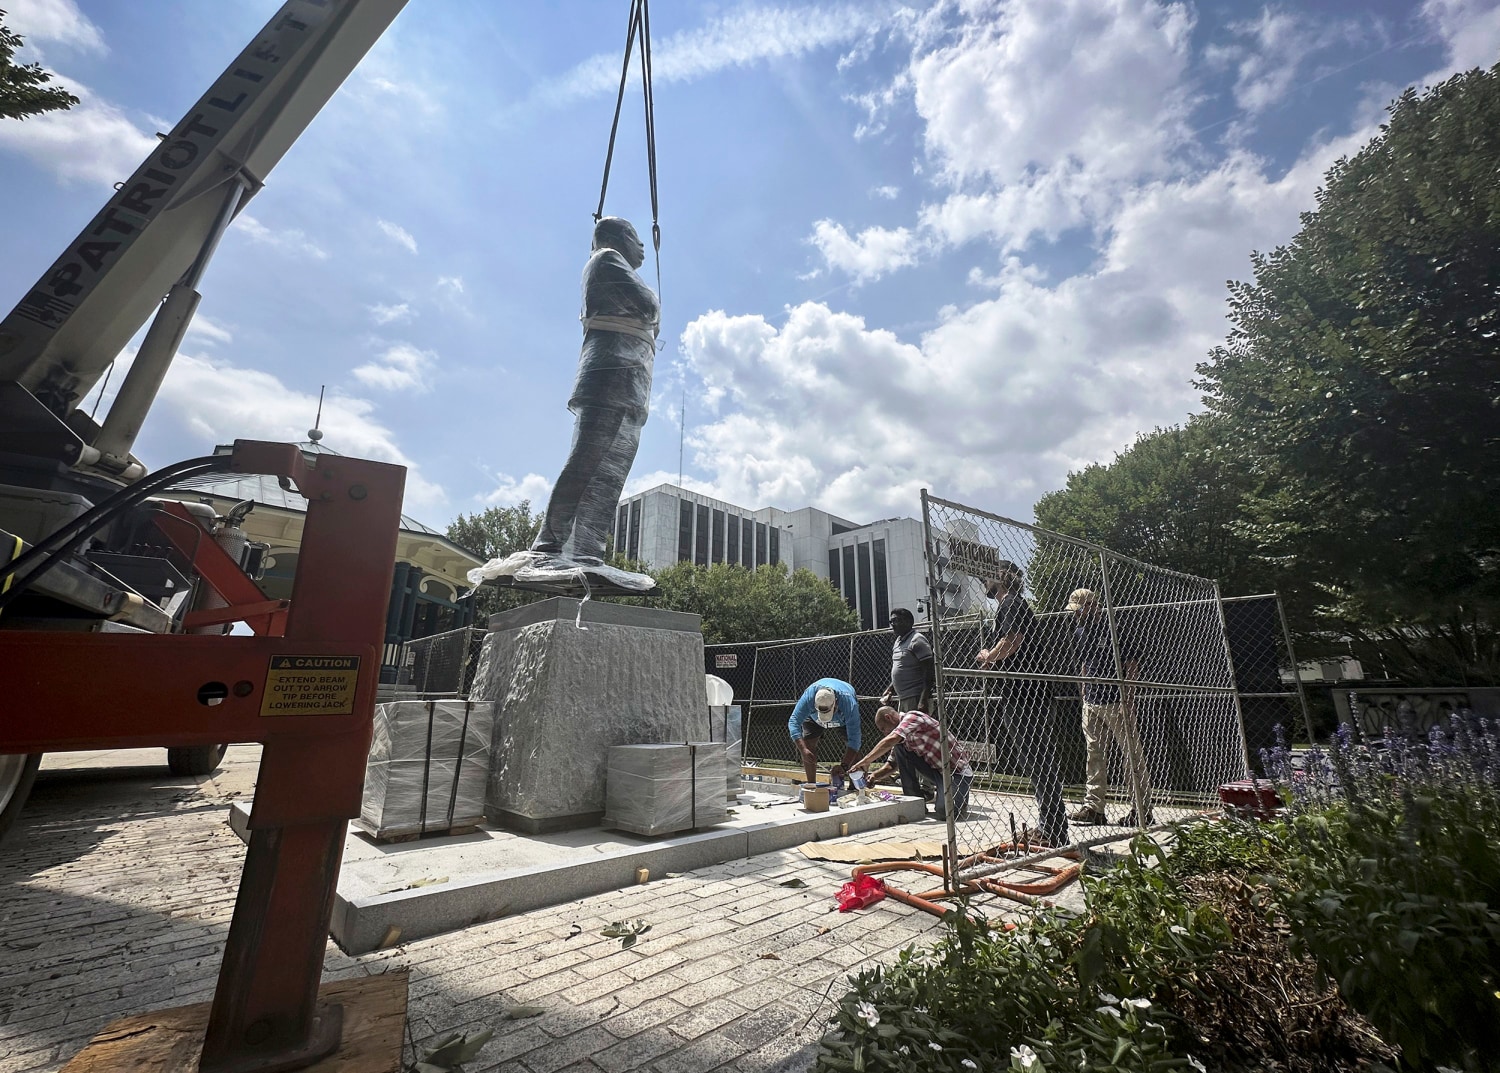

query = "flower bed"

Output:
[[817, 716, 1499, 1072]]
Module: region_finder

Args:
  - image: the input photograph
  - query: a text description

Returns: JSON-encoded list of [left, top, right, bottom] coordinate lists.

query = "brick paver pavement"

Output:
[[0, 748, 964, 1073]]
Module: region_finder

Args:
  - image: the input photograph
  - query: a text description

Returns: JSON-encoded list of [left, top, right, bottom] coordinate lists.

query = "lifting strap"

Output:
[[594, 0, 661, 301]]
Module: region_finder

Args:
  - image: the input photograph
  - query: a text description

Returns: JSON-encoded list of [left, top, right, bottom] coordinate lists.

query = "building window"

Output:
[[841, 545, 857, 610], [828, 549, 841, 591], [678, 498, 693, 562], [627, 500, 641, 561], [856, 542, 874, 631], [743, 518, 755, 566], [769, 527, 779, 566], [712, 509, 725, 563], [696, 504, 710, 565], [727, 512, 740, 565], [873, 538, 890, 627], [616, 504, 628, 554], [755, 522, 767, 567]]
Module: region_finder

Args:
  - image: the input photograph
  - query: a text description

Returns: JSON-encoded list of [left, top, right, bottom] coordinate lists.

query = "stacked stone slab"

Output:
[[473, 597, 707, 833]]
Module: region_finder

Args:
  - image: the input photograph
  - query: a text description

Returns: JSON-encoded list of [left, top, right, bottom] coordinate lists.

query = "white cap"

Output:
[[814, 688, 836, 716]]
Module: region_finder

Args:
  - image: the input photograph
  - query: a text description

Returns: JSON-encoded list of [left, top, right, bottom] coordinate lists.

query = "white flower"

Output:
[[929, 1042, 944, 1052], [1097, 1006, 1122, 1018], [1169, 924, 1188, 936], [1035, 936, 1052, 947], [1098, 992, 1120, 1005], [898, 1046, 910, 1055], [1011, 1044, 1039, 1070], [963, 1061, 979, 1070], [1187, 1057, 1207, 1073], [855, 1001, 879, 1028], [1124, 997, 1152, 1010]]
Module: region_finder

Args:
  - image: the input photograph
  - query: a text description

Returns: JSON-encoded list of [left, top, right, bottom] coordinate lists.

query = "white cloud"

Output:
[[437, 275, 465, 295], [233, 214, 330, 261], [1206, 8, 1370, 115], [154, 352, 446, 512], [910, 0, 1197, 186], [376, 219, 418, 254], [0, 75, 155, 186], [870, 185, 900, 200], [538, 4, 887, 106], [479, 472, 554, 508], [1422, 0, 1500, 72], [5, 0, 105, 55], [352, 343, 437, 393], [808, 220, 923, 282], [369, 302, 414, 326], [185, 315, 233, 346]]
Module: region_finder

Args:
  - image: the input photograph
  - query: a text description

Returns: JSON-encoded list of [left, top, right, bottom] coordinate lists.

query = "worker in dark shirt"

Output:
[[881, 607, 935, 713], [976, 562, 1068, 846], [531, 217, 658, 565]]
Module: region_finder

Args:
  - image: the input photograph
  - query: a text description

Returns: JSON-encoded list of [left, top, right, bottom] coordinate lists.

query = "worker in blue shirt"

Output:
[[787, 677, 862, 785]]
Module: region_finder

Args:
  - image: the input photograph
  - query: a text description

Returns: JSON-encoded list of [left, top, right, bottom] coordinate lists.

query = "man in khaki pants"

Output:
[[1066, 588, 1152, 827]]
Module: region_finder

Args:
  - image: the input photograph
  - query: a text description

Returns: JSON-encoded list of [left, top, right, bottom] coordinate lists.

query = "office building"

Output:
[[615, 484, 978, 627]]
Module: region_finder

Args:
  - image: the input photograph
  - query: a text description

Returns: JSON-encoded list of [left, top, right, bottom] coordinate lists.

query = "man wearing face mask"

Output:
[[976, 563, 1069, 846], [531, 216, 659, 565], [881, 607, 935, 713]]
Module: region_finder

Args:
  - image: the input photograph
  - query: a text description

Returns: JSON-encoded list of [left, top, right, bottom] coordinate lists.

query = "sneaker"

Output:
[[1119, 809, 1155, 827], [1069, 805, 1108, 825]]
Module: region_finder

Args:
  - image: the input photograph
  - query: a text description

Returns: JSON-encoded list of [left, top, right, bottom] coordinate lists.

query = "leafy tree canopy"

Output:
[[622, 560, 858, 645], [446, 502, 544, 621], [1, 11, 79, 121], [1194, 64, 1500, 683]]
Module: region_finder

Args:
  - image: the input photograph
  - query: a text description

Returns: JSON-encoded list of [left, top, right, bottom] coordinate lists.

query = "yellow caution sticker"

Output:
[[260, 655, 361, 716]]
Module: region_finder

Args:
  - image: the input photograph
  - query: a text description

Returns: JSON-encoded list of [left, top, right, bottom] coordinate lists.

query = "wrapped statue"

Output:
[[468, 217, 659, 597]]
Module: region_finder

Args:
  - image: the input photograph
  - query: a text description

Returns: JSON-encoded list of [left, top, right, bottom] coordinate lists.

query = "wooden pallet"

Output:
[[352, 818, 482, 844], [61, 971, 407, 1072]]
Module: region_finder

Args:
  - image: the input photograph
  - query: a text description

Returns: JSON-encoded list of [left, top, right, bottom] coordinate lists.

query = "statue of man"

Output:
[[532, 217, 659, 566]]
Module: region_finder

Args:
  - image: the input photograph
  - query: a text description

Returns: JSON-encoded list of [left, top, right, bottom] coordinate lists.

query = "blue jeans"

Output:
[[891, 744, 972, 820]]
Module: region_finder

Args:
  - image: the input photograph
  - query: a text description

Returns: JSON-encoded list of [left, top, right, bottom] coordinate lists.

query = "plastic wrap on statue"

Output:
[[470, 218, 659, 600]]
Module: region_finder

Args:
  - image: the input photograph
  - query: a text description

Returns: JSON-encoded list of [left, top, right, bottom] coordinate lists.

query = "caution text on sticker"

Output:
[[261, 655, 361, 716]]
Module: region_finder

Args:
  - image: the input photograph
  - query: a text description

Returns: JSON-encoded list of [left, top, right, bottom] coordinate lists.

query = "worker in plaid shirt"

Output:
[[850, 706, 973, 821]]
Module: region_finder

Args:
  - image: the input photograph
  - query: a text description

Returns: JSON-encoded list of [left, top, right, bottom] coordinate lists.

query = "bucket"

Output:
[[801, 783, 830, 813]]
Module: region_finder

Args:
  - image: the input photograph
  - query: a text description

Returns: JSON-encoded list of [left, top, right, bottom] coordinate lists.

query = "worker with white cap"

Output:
[[787, 677, 862, 785], [1066, 587, 1152, 827]]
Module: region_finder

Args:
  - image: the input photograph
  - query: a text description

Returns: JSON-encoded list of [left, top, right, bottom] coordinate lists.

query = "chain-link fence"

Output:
[[378, 626, 487, 699], [920, 492, 1250, 870]]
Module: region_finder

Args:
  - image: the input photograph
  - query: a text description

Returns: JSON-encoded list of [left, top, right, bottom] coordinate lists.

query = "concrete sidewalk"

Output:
[[0, 748, 974, 1073]]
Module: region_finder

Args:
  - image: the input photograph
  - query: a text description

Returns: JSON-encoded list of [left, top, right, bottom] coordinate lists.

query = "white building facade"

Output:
[[614, 484, 975, 628]]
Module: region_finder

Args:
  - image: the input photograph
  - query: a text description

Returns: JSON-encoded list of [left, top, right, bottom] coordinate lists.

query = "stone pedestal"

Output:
[[473, 598, 706, 834]]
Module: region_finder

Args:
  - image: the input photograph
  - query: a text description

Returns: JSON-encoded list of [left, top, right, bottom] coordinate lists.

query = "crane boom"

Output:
[[0, 0, 407, 422]]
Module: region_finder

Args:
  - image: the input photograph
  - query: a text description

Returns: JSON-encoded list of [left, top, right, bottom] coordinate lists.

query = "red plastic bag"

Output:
[[835, 874, 887, 912]]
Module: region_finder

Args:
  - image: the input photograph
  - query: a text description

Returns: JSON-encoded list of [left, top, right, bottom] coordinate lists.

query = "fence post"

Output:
[[1274, 591, 1317, 744], [1096, 552, 1147, 827], [1214, 581, 1254, 778], [921, 489, 958, 893]]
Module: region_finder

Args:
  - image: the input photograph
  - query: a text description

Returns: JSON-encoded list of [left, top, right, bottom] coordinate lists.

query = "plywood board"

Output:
[[798, 840, 946, 863], [61, 970, 407, 1073]]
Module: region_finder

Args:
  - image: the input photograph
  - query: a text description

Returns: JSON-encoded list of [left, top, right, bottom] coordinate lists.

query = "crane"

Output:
[[0, 3, 414, 1070]]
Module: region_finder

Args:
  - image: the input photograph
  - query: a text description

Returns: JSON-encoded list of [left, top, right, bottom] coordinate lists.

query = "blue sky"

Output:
[[2, 0, 1494, 531]]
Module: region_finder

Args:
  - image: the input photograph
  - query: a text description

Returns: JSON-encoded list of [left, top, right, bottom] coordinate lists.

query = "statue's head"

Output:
[[593, 216, 645, 269]]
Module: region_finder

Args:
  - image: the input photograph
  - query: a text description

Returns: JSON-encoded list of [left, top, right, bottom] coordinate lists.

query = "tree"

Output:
[[446, 502, 544, 621], [636, 561, 858, 645], [1194, 65, 1500, 684], [1, 11, 79, 121], [1033, 416, 1270, 599]]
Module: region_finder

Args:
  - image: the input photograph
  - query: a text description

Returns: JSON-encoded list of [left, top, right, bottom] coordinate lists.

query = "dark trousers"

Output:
[[533, 406, 644, 561], [896, 689, 931, 714], [988, 683, 1068, 845], [891, 744, 972, 821]]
